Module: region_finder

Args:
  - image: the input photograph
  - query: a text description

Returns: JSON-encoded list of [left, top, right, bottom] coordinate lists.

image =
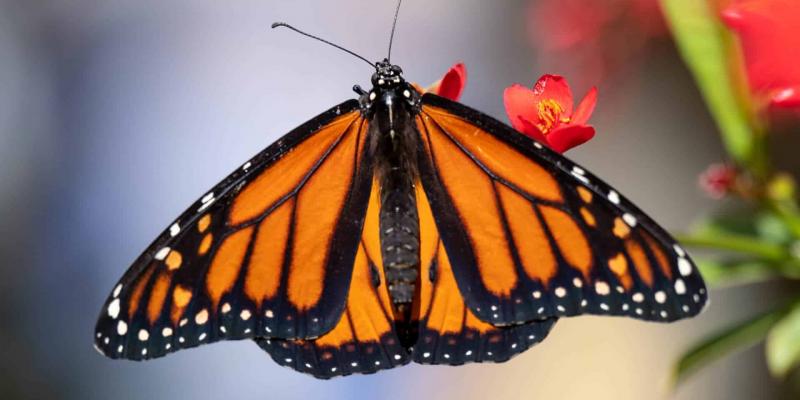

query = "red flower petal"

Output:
[[546, 125, 595, 153], [572, 87, 598, 125], [434, 62, 467, 101], [770, 86, 800, 109], [517, 117, 548, 143], [532, 75, 574, 116], [503, 84, 539, 133], [722, 0, 800, 99]]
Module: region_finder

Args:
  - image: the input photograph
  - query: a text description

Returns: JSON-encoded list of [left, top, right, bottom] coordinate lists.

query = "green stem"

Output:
[[676, 233, 788, 261]]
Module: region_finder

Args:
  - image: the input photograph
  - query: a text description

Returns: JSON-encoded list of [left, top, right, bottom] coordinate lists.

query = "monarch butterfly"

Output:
[[94, 4, 708, 380]]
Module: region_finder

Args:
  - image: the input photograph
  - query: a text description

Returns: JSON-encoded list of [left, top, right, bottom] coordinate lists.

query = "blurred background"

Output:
[[1, 0, 794, 398]]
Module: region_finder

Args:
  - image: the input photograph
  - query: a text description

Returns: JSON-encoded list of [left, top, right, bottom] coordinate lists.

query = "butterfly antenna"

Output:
[[387, 0, 403, 62], [271, 22, 375, 68]]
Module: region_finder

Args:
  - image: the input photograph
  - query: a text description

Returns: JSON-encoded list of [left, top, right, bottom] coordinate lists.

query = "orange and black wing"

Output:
[[416, 93, 708, 326], [257, 180, 410, 378], [412, 184, 556, 365], [94, 101, 375, 360]]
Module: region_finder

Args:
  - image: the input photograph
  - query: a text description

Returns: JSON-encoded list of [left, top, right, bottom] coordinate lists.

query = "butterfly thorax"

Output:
[[362, 61, 423, 348]]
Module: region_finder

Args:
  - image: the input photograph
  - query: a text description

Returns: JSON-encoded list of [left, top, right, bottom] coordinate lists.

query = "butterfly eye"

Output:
[[391, 65, 403, 75]]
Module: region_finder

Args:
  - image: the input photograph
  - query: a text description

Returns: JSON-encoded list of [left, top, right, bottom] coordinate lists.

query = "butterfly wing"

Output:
[[256, 179, 411, 378], [412, 183, 557, 365], [416, 93, 708, 326], [94, 101, 376, 360]]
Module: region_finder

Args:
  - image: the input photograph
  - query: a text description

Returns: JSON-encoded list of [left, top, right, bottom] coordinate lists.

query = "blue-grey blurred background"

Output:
[[0, 0, 785, 398]]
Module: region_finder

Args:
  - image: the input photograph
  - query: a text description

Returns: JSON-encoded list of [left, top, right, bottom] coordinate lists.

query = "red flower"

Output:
[[423, 63, 467, 101], [722, 0, 800, 113], [504, 75, 598, 153], [698, 163, 738, 199]]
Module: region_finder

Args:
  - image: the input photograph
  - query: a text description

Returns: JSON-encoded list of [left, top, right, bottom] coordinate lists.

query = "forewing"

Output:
[[94, 101, 375, 360], [416, 93, 708, 326]]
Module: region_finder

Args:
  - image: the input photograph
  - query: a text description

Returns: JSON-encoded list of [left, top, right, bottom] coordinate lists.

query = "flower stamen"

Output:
[[536, 99, 565, 134]]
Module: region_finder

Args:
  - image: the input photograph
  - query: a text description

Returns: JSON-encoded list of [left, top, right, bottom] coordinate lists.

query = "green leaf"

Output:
[[672, 307, 788, 385], [756, 212, 793, 244], [660, 0, 759, 167], [767, 302, 800, 377]]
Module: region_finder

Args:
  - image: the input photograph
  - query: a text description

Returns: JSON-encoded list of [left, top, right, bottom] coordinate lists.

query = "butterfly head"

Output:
[[360, 59, 420, 113], [372, 59, 404, 88]]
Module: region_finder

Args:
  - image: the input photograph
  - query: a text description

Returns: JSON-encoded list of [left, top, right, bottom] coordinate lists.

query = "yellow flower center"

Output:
[[535, 99, 571, 134]]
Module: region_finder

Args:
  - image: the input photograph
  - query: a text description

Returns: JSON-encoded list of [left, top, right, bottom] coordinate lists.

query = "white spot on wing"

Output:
[[678, 257, 692, 276], [571, 167, 589, 184], [154, 247, 170, 261], [112, 284, 123, 298], [674, 244, 686, 257], [655, 291, 667, 303], [595, 281, 610, 295], [622, 213, 638, 227], [608, 190, 620, 205], [555, 287, 567, 298], [674, 279, 687, 295], [138, 329, 149, 341], [240, 309, 252, 321], [169, 223, 180, 237], [107, 299, 120, 319], [117, 320, 128, 335], [162, 327, 173, 337], [195, 309, 209, 325]]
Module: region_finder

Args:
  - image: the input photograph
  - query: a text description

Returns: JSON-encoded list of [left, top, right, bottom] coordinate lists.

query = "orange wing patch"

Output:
[[228, 112, 360, 225], [420, 113, 518, 296], [205, 227, 253, 310], [421, 106, 562, 203], [414, 186, 556, 364], [287, 119, 362, 310], [256, 182, 407, 379], [244, 199, 293, 306], [496, 184, 557, 287], [539, 205, 592, 280]]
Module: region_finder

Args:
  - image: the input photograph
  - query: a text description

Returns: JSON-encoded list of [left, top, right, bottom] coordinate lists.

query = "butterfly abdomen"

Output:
[[369, 95, 422, 344], [379, 182, 420, 306], [376, 139, 420, 350]]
